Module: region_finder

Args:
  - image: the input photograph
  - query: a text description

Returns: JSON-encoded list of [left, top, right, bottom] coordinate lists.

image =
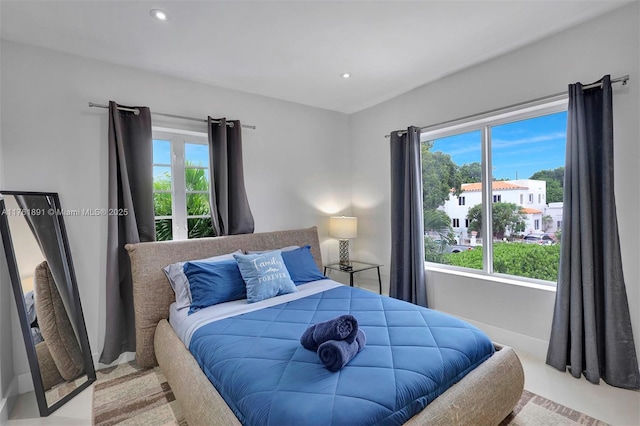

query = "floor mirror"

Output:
[[0, 190, 96, 416]]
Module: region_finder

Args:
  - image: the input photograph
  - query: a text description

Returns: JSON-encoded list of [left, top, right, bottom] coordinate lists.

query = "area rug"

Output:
[[93, 362, 608, 426], [92, 362, 186, 426], [499, 390, 608, 426]]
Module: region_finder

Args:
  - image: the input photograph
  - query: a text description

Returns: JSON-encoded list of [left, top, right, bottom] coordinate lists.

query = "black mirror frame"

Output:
[[0, 191, 96, 416]]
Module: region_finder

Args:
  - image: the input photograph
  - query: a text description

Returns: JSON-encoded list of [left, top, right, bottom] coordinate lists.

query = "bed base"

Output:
[[155, 318, 524, 426], [129, 227, 524, 425]]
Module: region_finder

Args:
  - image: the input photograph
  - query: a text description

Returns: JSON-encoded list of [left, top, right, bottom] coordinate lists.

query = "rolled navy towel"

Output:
[[300, 314, 358, 351], [317, 329, 366, 372]]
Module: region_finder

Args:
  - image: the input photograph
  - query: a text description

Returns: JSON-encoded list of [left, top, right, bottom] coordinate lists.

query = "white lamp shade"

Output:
[[329, 216, 357, 239]]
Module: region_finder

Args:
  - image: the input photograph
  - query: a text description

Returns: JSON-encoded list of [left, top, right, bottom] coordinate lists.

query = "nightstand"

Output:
[[323, 261, 382, 294]]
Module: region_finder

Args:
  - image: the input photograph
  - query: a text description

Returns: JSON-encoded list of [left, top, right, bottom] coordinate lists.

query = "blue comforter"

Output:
[[189, 285, 494, 426]]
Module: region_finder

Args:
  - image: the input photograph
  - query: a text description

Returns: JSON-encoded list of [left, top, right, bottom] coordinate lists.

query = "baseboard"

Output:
[[16, 372, 33, 395], [0, 376, 19, 424], [447, 313, 550, 360]]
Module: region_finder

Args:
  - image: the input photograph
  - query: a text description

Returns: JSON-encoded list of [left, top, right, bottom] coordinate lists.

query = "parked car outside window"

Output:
[[523, 233, 556, 245]]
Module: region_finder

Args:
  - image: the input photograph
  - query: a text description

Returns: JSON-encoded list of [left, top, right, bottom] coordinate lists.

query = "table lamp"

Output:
[[329, 216, 357, 265]]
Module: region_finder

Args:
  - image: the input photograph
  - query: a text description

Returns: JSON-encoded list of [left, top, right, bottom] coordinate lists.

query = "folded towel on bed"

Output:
[[300, 314, 359, 351], [317, 329, 366, 372]]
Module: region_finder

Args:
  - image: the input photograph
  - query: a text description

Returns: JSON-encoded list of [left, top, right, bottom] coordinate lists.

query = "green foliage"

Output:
[[467, 202, 525, 239], [188, 217, 215, 239], [187, 193, 215, 239], [153, 162, 215, 241], [424, 236, 448, 263], [458, 162, 482, 184], [423, 209, 455, 262], [155, 219, 172, 241], [530, 166, 564, 183], [185, 167, 215, 239], [424, 209, 453, 240], [443, 243, 560, 281], [185, 167, 208, 192], [153, 171, 173, 241], [442, 246, 483, 270], [530, 167, 564, 203], [422, 142, 462, 210]]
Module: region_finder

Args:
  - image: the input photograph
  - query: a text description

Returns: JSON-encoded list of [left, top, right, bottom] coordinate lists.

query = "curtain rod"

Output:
[[88, 102, 256, 130], [385, 74, 629, 138]]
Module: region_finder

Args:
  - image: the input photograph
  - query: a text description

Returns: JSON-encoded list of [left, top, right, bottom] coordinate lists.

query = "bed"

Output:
[[126, 226, 524, 425]]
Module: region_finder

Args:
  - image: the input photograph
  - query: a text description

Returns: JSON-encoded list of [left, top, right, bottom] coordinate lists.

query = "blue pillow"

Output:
[[281, 245, 327, 285], [233, 252, 297, 303], [163, 250, 242, 310], [184, 259, 247, 314]]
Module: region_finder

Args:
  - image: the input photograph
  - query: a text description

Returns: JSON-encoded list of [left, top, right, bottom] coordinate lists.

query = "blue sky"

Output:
[[431, 111, 567, 181], [153, 139, 209, 180]]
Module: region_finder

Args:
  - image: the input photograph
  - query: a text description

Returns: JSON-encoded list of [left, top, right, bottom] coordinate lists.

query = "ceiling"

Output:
[[0, 1, 632, 114]]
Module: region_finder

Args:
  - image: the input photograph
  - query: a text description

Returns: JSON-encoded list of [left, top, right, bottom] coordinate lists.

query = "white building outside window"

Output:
[[421, 98, 567, 284]]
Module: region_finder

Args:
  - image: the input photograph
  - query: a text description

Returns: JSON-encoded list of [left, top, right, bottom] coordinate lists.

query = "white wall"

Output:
[[0, 74, 17, 422], [350, 3, 640, 359], [0, 40, 352, 376]]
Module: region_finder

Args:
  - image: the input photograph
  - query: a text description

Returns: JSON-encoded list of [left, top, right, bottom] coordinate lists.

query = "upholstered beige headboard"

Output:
[[125, 226, 322, 368]]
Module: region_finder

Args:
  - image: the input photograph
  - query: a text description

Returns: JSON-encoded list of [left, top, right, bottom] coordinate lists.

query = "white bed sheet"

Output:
[[169, 279, 342, 348]]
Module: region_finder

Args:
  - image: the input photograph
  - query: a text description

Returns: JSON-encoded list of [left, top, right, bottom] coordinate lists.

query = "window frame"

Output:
[[152, 127, 212, 241], [420, 98, 567, 287]]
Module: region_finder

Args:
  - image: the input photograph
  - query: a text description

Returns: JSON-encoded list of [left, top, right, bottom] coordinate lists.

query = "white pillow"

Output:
[[245, 245, 299, 254], [163, 250, 242, 310]]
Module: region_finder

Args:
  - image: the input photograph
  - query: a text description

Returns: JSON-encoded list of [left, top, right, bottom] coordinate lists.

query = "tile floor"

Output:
[[516, 350, 640, 426], [6, 350, 639, 425]]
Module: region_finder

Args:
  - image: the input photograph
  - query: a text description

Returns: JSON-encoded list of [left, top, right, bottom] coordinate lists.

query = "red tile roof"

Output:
[[520, 207, 542, 214], [459, 181, 528, 192]]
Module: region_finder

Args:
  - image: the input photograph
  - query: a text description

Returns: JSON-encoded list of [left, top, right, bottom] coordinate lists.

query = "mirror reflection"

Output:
[[0, 191, 95, 416]]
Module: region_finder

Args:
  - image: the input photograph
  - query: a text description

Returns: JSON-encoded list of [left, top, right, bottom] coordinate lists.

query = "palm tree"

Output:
[[153, 172, 172, 241], [153, 162, 215, 241], [423, 209, 454, 262], [185, 166, 215, 239]]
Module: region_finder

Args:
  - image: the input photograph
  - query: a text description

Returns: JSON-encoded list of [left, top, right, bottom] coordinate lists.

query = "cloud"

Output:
[[431, 131, 565, 156], [492, 132, 566, 150]]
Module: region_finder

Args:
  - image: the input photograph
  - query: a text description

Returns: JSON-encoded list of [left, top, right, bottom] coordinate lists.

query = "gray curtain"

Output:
[[207, 117, 254, 236], [14, 194, 77, 333], [546, 75, 640, 389], [389, 127, 427, 307], [100, 101, 155, 364]]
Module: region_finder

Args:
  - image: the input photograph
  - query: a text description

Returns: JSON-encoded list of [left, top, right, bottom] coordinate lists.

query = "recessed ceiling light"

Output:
[[341, 73, 351, 79], [150, 9, 168, 21]]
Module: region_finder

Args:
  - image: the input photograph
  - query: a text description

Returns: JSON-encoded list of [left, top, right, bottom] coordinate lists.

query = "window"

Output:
[[557, 221, 562, 229], [421, 100, 566, 284], [153, 130, 214, 241]]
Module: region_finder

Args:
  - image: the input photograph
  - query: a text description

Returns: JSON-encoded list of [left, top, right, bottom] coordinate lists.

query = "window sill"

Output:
[[424, 263, 557, 293]]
